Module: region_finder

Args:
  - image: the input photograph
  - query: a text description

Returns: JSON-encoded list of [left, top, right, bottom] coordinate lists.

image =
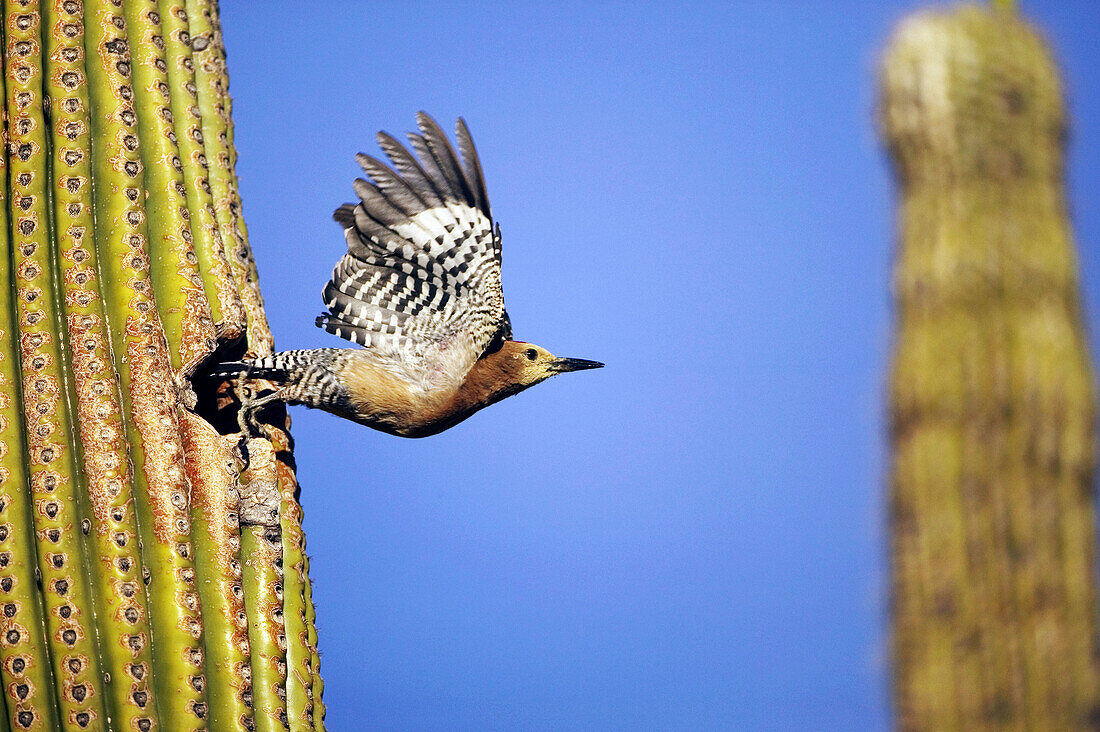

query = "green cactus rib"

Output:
[[0, 262, 57, 732], [186, 0, 273, 356], [301, 551, 325, 728], [240, 526, 288, 732], [204, 4, 235, 151], [239, 439, 288, 732], [42, 1, 165, 728], [0, 26, 59, 732], [270, 428, 318, 730], [4, 4, 110, 728], [180, 413, 253, 732], [882, 6, 1100, 729], [240, 526, 287, 732], [122, 0, 217, 374], [81, 0, 209, 725], [158, 0, 245, 340], [205, 2, 258, 314]]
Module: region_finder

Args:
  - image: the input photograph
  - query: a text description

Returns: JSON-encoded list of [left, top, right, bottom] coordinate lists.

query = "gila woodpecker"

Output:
[[211, 112, 602, 437]]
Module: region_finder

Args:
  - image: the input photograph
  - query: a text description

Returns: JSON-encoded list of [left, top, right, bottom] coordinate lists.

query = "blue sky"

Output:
[[218, 2, 1100, 729]]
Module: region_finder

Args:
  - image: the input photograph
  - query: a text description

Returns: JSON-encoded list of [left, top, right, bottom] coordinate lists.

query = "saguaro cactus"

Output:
[[0, 0, 324, 729], [881, 4, 1100, 729]]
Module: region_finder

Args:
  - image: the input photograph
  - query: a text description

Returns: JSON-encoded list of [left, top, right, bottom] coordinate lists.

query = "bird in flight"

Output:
[[213, 112, 602, 437]]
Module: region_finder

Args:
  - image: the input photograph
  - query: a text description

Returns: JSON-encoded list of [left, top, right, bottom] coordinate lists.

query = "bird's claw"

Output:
[[233, 382, 274, 468], [236, 431, 251, 467]]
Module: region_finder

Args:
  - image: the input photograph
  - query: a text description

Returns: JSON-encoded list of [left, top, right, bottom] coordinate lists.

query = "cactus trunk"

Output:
[[0, 0, 325, 729], [881, 4, 1100, 729]]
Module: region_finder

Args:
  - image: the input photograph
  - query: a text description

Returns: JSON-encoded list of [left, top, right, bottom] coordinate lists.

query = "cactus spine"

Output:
[[881, 4, 1100, 729]]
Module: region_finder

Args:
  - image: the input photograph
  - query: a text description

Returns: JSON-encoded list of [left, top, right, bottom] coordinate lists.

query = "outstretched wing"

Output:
[[318, 112, 511, 374]]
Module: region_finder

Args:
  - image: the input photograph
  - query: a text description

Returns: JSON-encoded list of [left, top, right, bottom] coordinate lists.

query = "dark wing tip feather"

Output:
[[405, 132, 450, 199], [355, 153, 426, 217], [343, 114, 492, 228], [352, 178, 408, 227], [455, 117, 491, 216], [333, 203, 356, 227], [376, 130, 445, 208], [415, 111, 475, 207]]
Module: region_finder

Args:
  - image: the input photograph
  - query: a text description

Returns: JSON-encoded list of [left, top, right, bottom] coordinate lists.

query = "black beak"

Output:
[[550, 357, 604, 373]]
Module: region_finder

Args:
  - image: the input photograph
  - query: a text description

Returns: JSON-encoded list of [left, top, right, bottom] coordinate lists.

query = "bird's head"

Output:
[[470, 340, 603, 402], [500, 340, 604, 386], [408, 340, 602, 437]]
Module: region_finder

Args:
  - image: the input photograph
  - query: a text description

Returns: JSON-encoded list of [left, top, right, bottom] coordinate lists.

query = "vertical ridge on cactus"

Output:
[[240, 438, 289, 732], [5, 5, 111, 727], [181, 412, 254, 730], [0, 13, 63, 727]]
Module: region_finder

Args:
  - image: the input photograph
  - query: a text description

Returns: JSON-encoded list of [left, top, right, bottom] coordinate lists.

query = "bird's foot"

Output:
[[234, 384, 280, 466]]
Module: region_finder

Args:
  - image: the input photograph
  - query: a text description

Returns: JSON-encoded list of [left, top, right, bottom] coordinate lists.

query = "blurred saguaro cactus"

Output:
[[0, 0, 323, 729], [881, 3, 1100, 729]]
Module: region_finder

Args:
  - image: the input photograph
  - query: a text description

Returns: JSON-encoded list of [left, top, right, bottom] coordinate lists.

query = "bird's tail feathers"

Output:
[[206, 350, 327, 382], [206, 360, 284, 381]]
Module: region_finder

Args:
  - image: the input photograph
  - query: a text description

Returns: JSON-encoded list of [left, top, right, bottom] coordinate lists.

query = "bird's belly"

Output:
[[329, 369, 464, 437]]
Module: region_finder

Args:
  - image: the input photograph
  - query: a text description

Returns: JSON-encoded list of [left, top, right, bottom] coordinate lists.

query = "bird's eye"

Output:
[[525, 348, 538, 361]]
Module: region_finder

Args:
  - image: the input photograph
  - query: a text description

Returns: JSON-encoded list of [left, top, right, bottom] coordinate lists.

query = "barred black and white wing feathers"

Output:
[[318, 113, 510, 380]]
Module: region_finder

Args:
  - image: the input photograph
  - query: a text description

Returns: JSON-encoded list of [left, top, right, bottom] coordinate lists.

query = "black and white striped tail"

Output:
[[209, 351, 311, 382], [208, 349, 351, 411]]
